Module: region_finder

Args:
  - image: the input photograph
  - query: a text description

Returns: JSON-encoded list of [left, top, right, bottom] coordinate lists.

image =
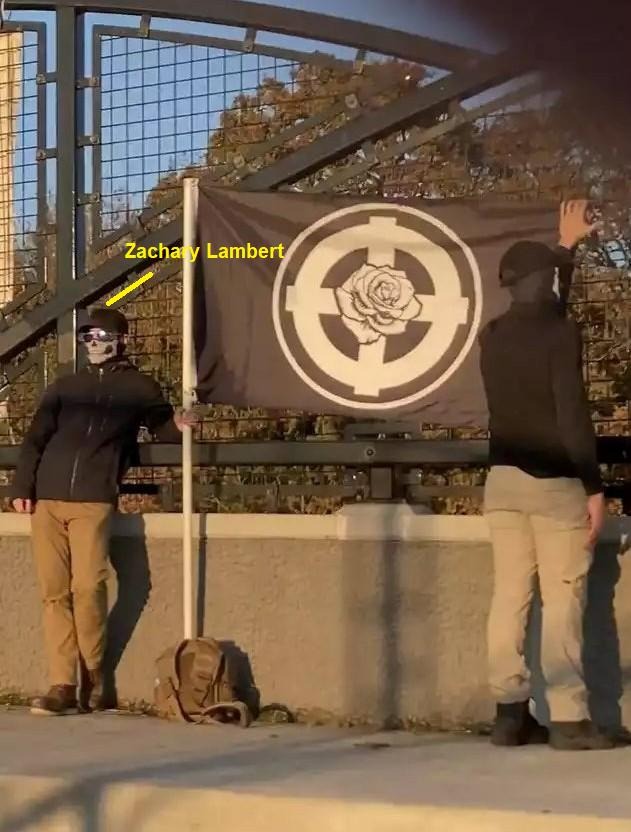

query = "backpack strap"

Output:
[[171, 640, 189, 691], [164, 681, 190, 723], [164, 640, 193, 722], [258, 704, 295, 723], [190, 640, 227, 705], [191, 642, 222, 685], [199, 701, 252, 728]]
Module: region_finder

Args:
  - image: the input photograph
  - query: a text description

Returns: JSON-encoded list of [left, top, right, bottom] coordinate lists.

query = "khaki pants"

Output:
[[31, 500, 114, 686], [485, 466, 592, 722]]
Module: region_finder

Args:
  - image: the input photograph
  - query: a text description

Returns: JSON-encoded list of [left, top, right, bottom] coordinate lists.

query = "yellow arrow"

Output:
[[106, 271, 155, 306]]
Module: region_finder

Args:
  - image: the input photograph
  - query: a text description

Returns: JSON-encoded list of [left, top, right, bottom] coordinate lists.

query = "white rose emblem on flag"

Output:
[[335, 263, 422, 345]]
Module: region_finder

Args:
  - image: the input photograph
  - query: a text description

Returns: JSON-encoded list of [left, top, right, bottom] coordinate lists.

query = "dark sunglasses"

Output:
[[78, 330, 118, 344]]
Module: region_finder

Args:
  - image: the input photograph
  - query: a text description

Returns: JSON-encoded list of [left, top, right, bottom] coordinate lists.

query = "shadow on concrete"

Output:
[[196, 522, 208, 639], [102, 525, 152, 709], [526, 581, 546, 723], [380, 538, 403, 728], [528, 540, 623, 730], [0, 729, 395, 832], [195, 516, 262, 719], [584, 541, 624, 730], [342, 504, 432, 729], [219, 640, 262, 719]]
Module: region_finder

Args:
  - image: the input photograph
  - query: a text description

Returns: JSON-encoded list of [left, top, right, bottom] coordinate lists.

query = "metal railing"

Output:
[[1, 431, 631, 513]]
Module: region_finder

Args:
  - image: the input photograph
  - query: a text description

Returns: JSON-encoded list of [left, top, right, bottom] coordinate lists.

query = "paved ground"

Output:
[[1, 709, 631, 831]]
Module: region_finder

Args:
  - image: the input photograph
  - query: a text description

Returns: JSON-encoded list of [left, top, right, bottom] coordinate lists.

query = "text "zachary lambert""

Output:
[[124, 243, 285, 262]]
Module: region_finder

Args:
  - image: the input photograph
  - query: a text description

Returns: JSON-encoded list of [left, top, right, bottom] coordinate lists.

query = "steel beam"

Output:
[[0, 436, 627, 468], [10, 1, 485, 69], [188, 438, 491, 466], [55, 7, 80, 374], [0, 439, 489, 468], [93, 23, 358, 72], [92, 194, 181, 254], [313, 79, 544, 192], [0, 349, 45, 402], [209, 71, 419, 187], [89, 23, 104, 246], [0, 219, 183, 361], [231, 53, 522, 191]]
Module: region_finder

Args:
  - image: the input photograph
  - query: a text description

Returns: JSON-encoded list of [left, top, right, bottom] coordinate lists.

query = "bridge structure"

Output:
[[0, 0, 629, 513]]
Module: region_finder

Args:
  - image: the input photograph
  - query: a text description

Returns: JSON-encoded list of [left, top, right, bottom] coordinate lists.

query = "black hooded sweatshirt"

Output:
[[479, 262, 602, 496], [11, 356, 181, 504]]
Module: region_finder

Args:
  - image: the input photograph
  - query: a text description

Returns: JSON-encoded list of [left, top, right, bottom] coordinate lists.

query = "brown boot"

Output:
[[30, 685, 78, 716]]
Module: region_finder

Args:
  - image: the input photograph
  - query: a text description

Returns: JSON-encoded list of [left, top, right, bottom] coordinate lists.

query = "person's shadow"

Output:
[[528, 539, 624, 733], [99, 526, 152, 709], [218, 641, 262, 719], [196, 521, 262, 720], [584, 540, 624, 731]]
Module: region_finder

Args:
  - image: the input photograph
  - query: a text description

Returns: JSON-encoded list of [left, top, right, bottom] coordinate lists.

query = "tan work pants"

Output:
[[485, 466, 593, 722], [31, 500, 114, 686]]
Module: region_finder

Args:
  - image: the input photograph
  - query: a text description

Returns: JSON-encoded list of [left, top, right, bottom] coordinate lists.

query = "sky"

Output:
[[247, 0, 493, 49]]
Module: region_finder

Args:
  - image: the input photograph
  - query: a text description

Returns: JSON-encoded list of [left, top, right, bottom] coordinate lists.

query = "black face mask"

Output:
[[509, 267, 563, 308]]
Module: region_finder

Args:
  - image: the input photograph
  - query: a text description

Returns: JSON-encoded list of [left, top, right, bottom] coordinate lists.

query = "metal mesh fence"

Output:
[[98, 35, 301, 230], [93, 28, 390, 244]]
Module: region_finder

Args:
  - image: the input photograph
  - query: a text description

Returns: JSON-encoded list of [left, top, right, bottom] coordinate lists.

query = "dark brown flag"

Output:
[[194, 187, 558, 426]]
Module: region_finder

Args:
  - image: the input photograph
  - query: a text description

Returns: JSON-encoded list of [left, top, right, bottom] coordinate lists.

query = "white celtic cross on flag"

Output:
[[285, 215, 470, 397]]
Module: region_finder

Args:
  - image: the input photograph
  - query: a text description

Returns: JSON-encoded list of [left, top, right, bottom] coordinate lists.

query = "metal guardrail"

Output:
[[1, 434, 630, 511]]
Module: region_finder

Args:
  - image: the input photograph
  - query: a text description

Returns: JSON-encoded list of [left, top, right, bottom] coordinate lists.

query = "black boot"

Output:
[[86, 668, 108, 712], [549, 720, 615, 751], [30, 685, 78, 716], [491, 701, 548, 746]]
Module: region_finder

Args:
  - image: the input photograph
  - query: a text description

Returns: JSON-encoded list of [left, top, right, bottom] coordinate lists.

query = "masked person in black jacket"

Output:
[[11, 308, 194, 716], [480, 201, 614, 751]]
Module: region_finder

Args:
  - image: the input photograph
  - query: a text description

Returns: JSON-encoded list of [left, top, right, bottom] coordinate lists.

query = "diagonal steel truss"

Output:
[[236, 52, 524, 191]]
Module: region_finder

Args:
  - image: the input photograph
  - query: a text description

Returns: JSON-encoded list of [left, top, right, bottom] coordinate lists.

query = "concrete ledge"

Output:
[[0, 510, 340, 540], [0, 506, 628, 544]]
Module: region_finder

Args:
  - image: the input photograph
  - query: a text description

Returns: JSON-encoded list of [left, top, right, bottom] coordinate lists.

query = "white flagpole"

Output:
[[182, 177, 198, 640]]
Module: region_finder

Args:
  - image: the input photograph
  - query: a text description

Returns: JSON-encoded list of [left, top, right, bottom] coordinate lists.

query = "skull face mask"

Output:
[[80, 328, 121, 365]]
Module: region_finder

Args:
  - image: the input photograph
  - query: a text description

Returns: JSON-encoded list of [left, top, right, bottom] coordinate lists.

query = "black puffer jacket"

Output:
[[11, 357, 181, 504]]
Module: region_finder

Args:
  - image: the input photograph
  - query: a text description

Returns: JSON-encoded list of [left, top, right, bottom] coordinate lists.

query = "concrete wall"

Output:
[[2, 505, 631, 728]]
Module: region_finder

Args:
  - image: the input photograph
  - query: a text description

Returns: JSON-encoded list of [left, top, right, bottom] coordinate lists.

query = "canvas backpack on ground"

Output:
[[154, 637, 251, 727]]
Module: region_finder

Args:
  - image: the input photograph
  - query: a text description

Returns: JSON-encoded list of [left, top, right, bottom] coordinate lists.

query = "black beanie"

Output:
[[499, 241, 561, 287], [77, 307, 128, 335]]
